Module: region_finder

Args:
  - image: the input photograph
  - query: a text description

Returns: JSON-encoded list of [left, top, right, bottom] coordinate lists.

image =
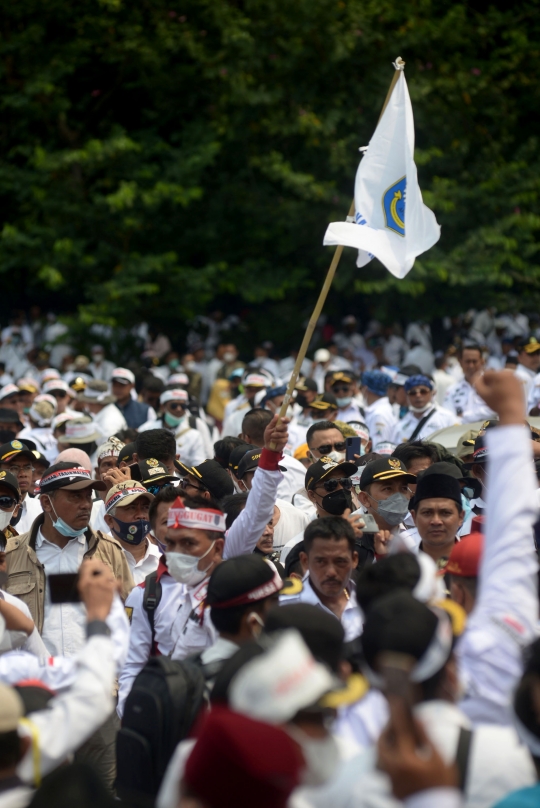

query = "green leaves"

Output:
[[1, 0, 540, 342]]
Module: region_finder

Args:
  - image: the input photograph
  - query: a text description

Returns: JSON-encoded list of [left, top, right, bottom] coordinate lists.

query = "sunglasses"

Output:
[[0, 496, 17, 510], [145, 482, 173, 496], [179, 477, 206, 493], [167, 403, 186, 412], [317, 478, 353, 493], [314, 441, 346, 454]]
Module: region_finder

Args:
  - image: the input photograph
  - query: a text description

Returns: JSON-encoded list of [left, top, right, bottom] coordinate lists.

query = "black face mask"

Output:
[[296, 393, 309, 409], [320, 488, 352, 515]]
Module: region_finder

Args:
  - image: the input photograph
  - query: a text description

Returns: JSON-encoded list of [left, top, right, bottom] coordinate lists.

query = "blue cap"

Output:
[[261, 384, 287, 407], [361, 370, 392, 397], [404, 374, 433, 393]]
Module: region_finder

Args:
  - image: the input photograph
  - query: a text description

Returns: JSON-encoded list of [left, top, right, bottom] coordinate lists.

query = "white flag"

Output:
[[323, 66, 440, 279]]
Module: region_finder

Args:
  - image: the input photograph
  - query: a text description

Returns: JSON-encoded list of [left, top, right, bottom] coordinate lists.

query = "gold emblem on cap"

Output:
[[0, 471, 5, 479], [388, 458, 401, 469], [147, 458, 159, 467], [11, 441, 22, 450]]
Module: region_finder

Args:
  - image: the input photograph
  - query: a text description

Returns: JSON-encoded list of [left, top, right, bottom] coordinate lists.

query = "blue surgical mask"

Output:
[[50, 501, 87, 539], [112, 517, 151, 546], [336, 396, 353, 408], [460, 493, 473, 529]]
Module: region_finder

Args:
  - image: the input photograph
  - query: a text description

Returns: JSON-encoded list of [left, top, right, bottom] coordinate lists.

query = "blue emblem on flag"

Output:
[[382, 177, 406, 237]]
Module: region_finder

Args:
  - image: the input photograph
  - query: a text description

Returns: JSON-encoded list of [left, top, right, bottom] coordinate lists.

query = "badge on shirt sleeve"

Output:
[[125, 606, 133, 624]]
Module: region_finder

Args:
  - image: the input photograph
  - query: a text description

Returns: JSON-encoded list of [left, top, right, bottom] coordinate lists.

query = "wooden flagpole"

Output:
[[270, 57, 405, 443]]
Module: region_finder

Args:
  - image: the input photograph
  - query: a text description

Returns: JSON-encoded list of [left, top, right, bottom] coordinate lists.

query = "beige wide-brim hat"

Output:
[[57, 417, 103, 444]]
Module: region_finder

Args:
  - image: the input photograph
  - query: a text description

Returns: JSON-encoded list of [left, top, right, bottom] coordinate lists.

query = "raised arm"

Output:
[[223, 415, 289, 559], [457, 370, 539, 723]]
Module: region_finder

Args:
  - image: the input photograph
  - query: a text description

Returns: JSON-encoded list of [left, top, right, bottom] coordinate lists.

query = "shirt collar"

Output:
[[36, 527, 86, 549]]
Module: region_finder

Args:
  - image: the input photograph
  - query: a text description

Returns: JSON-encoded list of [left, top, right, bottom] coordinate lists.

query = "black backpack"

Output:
[[116, 656, 206, 803]]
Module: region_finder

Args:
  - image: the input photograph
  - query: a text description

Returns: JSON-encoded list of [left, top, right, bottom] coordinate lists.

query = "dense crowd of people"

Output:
[[0, 305, 539, 808]]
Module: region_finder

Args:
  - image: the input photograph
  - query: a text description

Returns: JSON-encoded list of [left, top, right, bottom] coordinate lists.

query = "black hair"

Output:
[[141, 376, 165, 393], [241, 409, 272, 445], [148, 485, 181, 527], [458, 344, 483, 359], [306, 420, 341, 446], [356, 553, 422, 612], [213, 437, 248, 469], [303, 516, 356, 554], [0, 730, 23, 768], [391, 441, 439, 470], [114, 428, 139, 443], [0, 429, 16, 444], [221, 493, 248, 530], [67, 440, 97, 456], [210, 600, 266, 635], [136, 429, 176, 462]]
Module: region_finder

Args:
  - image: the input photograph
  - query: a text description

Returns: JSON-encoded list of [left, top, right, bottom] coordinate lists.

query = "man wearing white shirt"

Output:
[[514, 335, 540, 407], [361, 370, 397, 450], [444, 345, 497, 423], [88, 345, 116, 382], [104, 481, 160, 585], [77, 379, 127, 441], [393, 375, 460, 445]]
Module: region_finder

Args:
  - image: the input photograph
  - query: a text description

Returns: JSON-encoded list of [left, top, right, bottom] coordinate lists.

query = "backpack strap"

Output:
[[455, 727, 473, 793], [143, 571, 162, 657], [407, 408, 437, 442], [188, 415, 197, 429]]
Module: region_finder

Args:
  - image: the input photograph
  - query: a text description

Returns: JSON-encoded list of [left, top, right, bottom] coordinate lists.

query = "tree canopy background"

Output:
[[1, 0, 540, 350]]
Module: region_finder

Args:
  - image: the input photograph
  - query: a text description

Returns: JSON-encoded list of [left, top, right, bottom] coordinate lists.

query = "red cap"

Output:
[[184, 707, 305, 808], [444, 531, 484, 577]]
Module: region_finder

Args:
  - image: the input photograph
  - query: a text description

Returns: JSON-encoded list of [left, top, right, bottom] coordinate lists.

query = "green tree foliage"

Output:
[[1, 0, 540, 344]]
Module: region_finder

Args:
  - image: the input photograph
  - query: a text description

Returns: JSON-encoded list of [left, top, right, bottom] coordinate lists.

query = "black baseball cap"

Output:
[[228, 443, 257, 478], [130, 458, 176, 487], [31, 450, 50, 470], [295, 378, 318, 393], [0, 470, 21, 500], [237, 448, 286, 480], [177, 459, 234, 499], [359, 457, 416, 491], [207, 555, 283, 609], [0, 409, 23, 428], [305, 457, 357, 491], [463, 435, 488, 467], [38, 462, 106, 494], [310, 393, 338, 412], [517, 336, 540, 354], [118, 442, 136, 466], [0, 440, 36, 464]]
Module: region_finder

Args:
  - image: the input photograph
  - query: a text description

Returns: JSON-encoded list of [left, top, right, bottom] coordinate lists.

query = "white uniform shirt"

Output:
[[90, 498, 109, 534], [364, 397, 397, 449], [169, 578, 217, 661], [391, 406, 460, 445], [15, 496, 42, 536], [93, 402, 128, 441], [527, 370, 540, 412], [280, 575, 362, 641], [88, 359, 116, 382], [0, 590, 48, 657], [275, 454, 308, 503], [124, 541, 161, 585], [346, 700, 535, 808], [273, 499, 310, 552], [335, 401, 364, 423], [17, 426, 58, 464], [443, 379, 496, 423], [456, 424, 539, 726], [514, 363, 536, 405]]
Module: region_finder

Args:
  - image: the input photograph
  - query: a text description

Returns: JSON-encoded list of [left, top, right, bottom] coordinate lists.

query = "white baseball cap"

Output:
[[161, 389, 188, 405], [230, 630, 334, 725], [111, 367, 135, 385]]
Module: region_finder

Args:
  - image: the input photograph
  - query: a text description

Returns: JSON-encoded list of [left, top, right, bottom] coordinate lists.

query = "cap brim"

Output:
[[371, 470, 416, 483], [1, 449, 36, 462], [319, 672, 369, 709], [309, 460, 358, 490], [142, 473, 176, 487], [108, 490, 154, 510], [62, 479, 107, 492], [57, 431, 103, 444], [174, 460, 194, 476], [77, 394, 117, 405]]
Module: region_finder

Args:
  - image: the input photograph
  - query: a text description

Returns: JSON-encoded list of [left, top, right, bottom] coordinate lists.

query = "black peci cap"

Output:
[[412, 473, 462, 510]]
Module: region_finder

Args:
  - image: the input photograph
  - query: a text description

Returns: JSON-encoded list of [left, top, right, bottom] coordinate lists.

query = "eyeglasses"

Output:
[[145, 482, 173, 496], [179, 478, 206, 493], [1, 464, 34, 476], [313, 441, 346, 454], [0, 496, 17, 510], [317, 478, 353, 493], [167, 403, 186, 412]]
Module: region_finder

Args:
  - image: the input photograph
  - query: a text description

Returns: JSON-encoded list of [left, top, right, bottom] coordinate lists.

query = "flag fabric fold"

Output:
[[323, 68, 440, 279]]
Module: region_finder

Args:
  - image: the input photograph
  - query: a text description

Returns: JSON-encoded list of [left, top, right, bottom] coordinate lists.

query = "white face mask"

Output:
[[287, 726, 340, 786], [223, 352, 237, 363], [0, 510, 14, 531], [327, 450, 346, 463], [165, 541, 216, 587], [233, 479, 248, 494], [247, 612, 264, 639]]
